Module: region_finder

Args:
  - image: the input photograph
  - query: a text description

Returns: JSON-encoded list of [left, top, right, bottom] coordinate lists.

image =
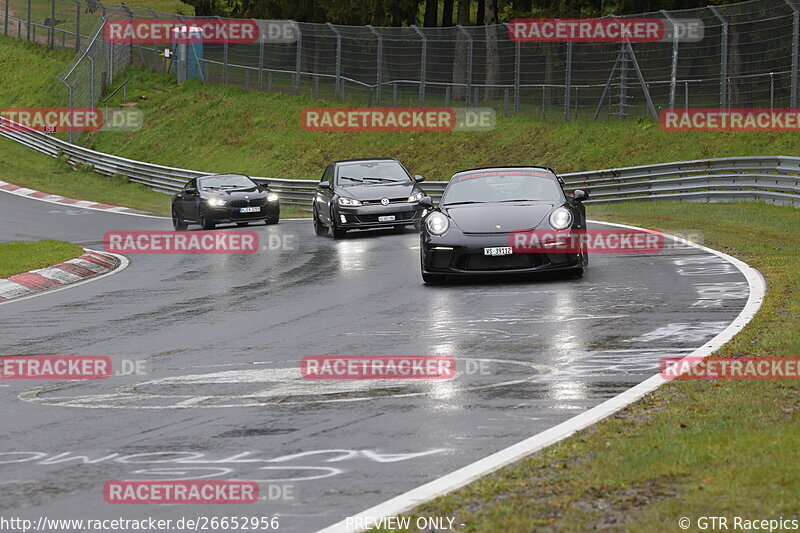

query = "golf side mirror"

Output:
[[418, 196, 434, 209], [414, 175, 426, 182], [319, 182, 332, 190]]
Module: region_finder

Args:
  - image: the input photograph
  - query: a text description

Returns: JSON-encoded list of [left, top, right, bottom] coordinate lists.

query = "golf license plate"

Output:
[[484, 247, 513, 256], [378, 215, 396, 222], [240, 207, 260, 213]]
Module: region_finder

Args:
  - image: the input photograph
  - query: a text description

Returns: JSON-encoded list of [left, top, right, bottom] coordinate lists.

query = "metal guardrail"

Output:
[[1, 117, 799, 208]]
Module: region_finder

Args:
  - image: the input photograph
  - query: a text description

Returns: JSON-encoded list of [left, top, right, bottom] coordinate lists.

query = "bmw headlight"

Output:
[[408, 191, 425, 203], [549, 207, 573, 230], [426, 212, 450, 236], [207, 197, 226, 207], [267, 193, 279, 202], [338, 197, 362, 207]]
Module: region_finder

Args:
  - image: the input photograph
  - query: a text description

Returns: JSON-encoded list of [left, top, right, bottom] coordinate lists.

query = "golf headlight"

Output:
[[549, 207, 573, 230], [207, 197, 226, 207], [267, 193, 279, 202], [408, 192, 425, 202], [426, 212, 450, 236], [338, 197, 362, 207]]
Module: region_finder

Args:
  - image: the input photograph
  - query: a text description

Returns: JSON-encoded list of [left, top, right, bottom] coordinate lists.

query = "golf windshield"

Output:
[[337, 161, 411, 186], [200, 175, 257, 190], [442, 171, 563, 205]]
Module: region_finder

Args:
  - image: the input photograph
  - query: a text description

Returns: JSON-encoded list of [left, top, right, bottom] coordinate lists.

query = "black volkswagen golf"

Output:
[[312, 158, 429, 238], [419, 167, 589, 284], [172, 174, 280, 230]]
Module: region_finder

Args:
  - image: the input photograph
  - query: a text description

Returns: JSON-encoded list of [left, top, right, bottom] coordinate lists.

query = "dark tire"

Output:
[[237, 222, 249, 227], [199, 207, 215, 230], [568, 267, 584, 279], [172, 206, 187, 231], [313, 208, 328, 236], [331, 209, 347, 239], [422, 272, 446, 285]]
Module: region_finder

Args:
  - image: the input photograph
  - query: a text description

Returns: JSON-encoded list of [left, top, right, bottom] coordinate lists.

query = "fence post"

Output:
[[257, 34, 264, 90], [75, 1, 80, 51], [709, 6, 728, 108], [503, 23, 521, 115], [412, 25, 426, 106], [564, 42, 572, 121], [661, 10, 679, 109], [787, 0, 799, 107], [368, 25, 382, 104], [88, 55, 95, 104], [26, 0, 30, 41], [294, 24, 302, 94], [327, 23, 342, 100], [216, 16, 228, 84], [49, 0, 55, 48], [457, 25, 473, 107], [60, 77, 74, 144], [4, 0, 8, 36]]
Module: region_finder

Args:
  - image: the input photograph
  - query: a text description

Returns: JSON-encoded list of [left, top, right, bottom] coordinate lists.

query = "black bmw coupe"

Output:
[[172, 174, 280, 230], [419, 167, 589, 284]]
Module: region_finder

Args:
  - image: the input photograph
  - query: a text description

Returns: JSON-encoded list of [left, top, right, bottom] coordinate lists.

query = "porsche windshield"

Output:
[[337, 161, 411, 186], [442, 172, 563, 205], [200, 175, 256, 190]]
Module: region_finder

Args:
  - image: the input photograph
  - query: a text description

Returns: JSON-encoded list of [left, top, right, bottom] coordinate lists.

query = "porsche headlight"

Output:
[[267, 193, 279, 202], [549, 207, 573, 230], [207, 197, 226, 207], [408, 191, 425, 203], [426, 212, 450, 236], [338, 197, 362, 207]]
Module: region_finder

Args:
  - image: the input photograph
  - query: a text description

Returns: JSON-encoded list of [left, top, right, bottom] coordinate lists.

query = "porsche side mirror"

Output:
[[414, 175, 426, 182], [319, 182, 332, 190], [573, 189, 589, 202], [418, 196, 434, 209]]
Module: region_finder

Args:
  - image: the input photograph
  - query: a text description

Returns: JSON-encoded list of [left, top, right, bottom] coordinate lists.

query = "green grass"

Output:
[[0, 240, 83, 278], [373, 201, 800, 532], [121, 0, 194, 15]]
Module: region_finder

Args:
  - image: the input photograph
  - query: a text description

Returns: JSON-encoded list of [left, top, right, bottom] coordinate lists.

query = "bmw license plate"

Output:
[[240, 207, 260, 213], [378, 215, 396, 222], [484, 247, 513, 256]]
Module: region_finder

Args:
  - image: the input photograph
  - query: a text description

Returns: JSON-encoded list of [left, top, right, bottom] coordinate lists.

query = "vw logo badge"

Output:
[[380, 197, 390, 206]]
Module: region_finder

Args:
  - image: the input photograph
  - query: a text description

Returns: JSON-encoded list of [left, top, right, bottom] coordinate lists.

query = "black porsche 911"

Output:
[[419, 167, 589, 284], [312, 158, 429, 238], [171, 174, 280, 230]]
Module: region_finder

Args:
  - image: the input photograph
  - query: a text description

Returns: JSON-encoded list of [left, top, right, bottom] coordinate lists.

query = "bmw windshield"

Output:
[[442, 171, 564, 206], [200, 175, 257, 190]]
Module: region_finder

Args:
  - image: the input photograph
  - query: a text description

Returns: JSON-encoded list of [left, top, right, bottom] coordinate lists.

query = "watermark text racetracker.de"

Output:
[[104, 19, 297, 44], [104, 231, 298, 254], [508, 17, 703, 42], [1, 108, 143, 132], [662, 356, 800, 381], [0, 355, 147, 378], [0, 515, 281, 532], [300, 107, 496, 131], [661, 109, 800, 132]]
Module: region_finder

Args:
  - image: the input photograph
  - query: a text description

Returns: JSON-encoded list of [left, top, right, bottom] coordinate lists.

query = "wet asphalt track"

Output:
[[0, 190, 751, 532]]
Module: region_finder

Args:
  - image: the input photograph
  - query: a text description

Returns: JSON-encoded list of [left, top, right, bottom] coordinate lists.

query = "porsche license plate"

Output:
[[240, 207, 260, 213], [378, 215, 396, 222], [484, 247, 513, 256]]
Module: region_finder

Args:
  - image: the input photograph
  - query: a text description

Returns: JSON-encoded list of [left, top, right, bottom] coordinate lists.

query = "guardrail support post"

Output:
[[368, 25, 382, 104], [709, 6, 728, 108], [787, 0, 799, 107], [327, 23, 342, 100], [412, 25, 426, 106], [564, 42, 573, 121]]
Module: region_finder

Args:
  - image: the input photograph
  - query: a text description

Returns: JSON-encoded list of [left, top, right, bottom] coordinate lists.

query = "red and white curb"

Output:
[[0, 180, 148, 215], [0, 248, 128, 305]]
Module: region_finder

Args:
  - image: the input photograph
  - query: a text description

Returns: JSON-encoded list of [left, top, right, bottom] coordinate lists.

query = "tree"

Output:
[[442, 0, 454, 26], [424, 0, 438, 26]]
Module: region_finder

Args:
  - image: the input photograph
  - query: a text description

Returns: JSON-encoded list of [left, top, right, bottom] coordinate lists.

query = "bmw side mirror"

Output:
[[184, 188, 197, 195], [319, 182, 332, 190], [414, 175, 425, 182], [418, 196, 434, 209], [573, 189, 589, 202]]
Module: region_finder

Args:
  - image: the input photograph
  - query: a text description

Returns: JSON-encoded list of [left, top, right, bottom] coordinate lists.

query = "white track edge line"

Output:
[[316, 219, 766, 533], [0, 248, 130, 307]]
